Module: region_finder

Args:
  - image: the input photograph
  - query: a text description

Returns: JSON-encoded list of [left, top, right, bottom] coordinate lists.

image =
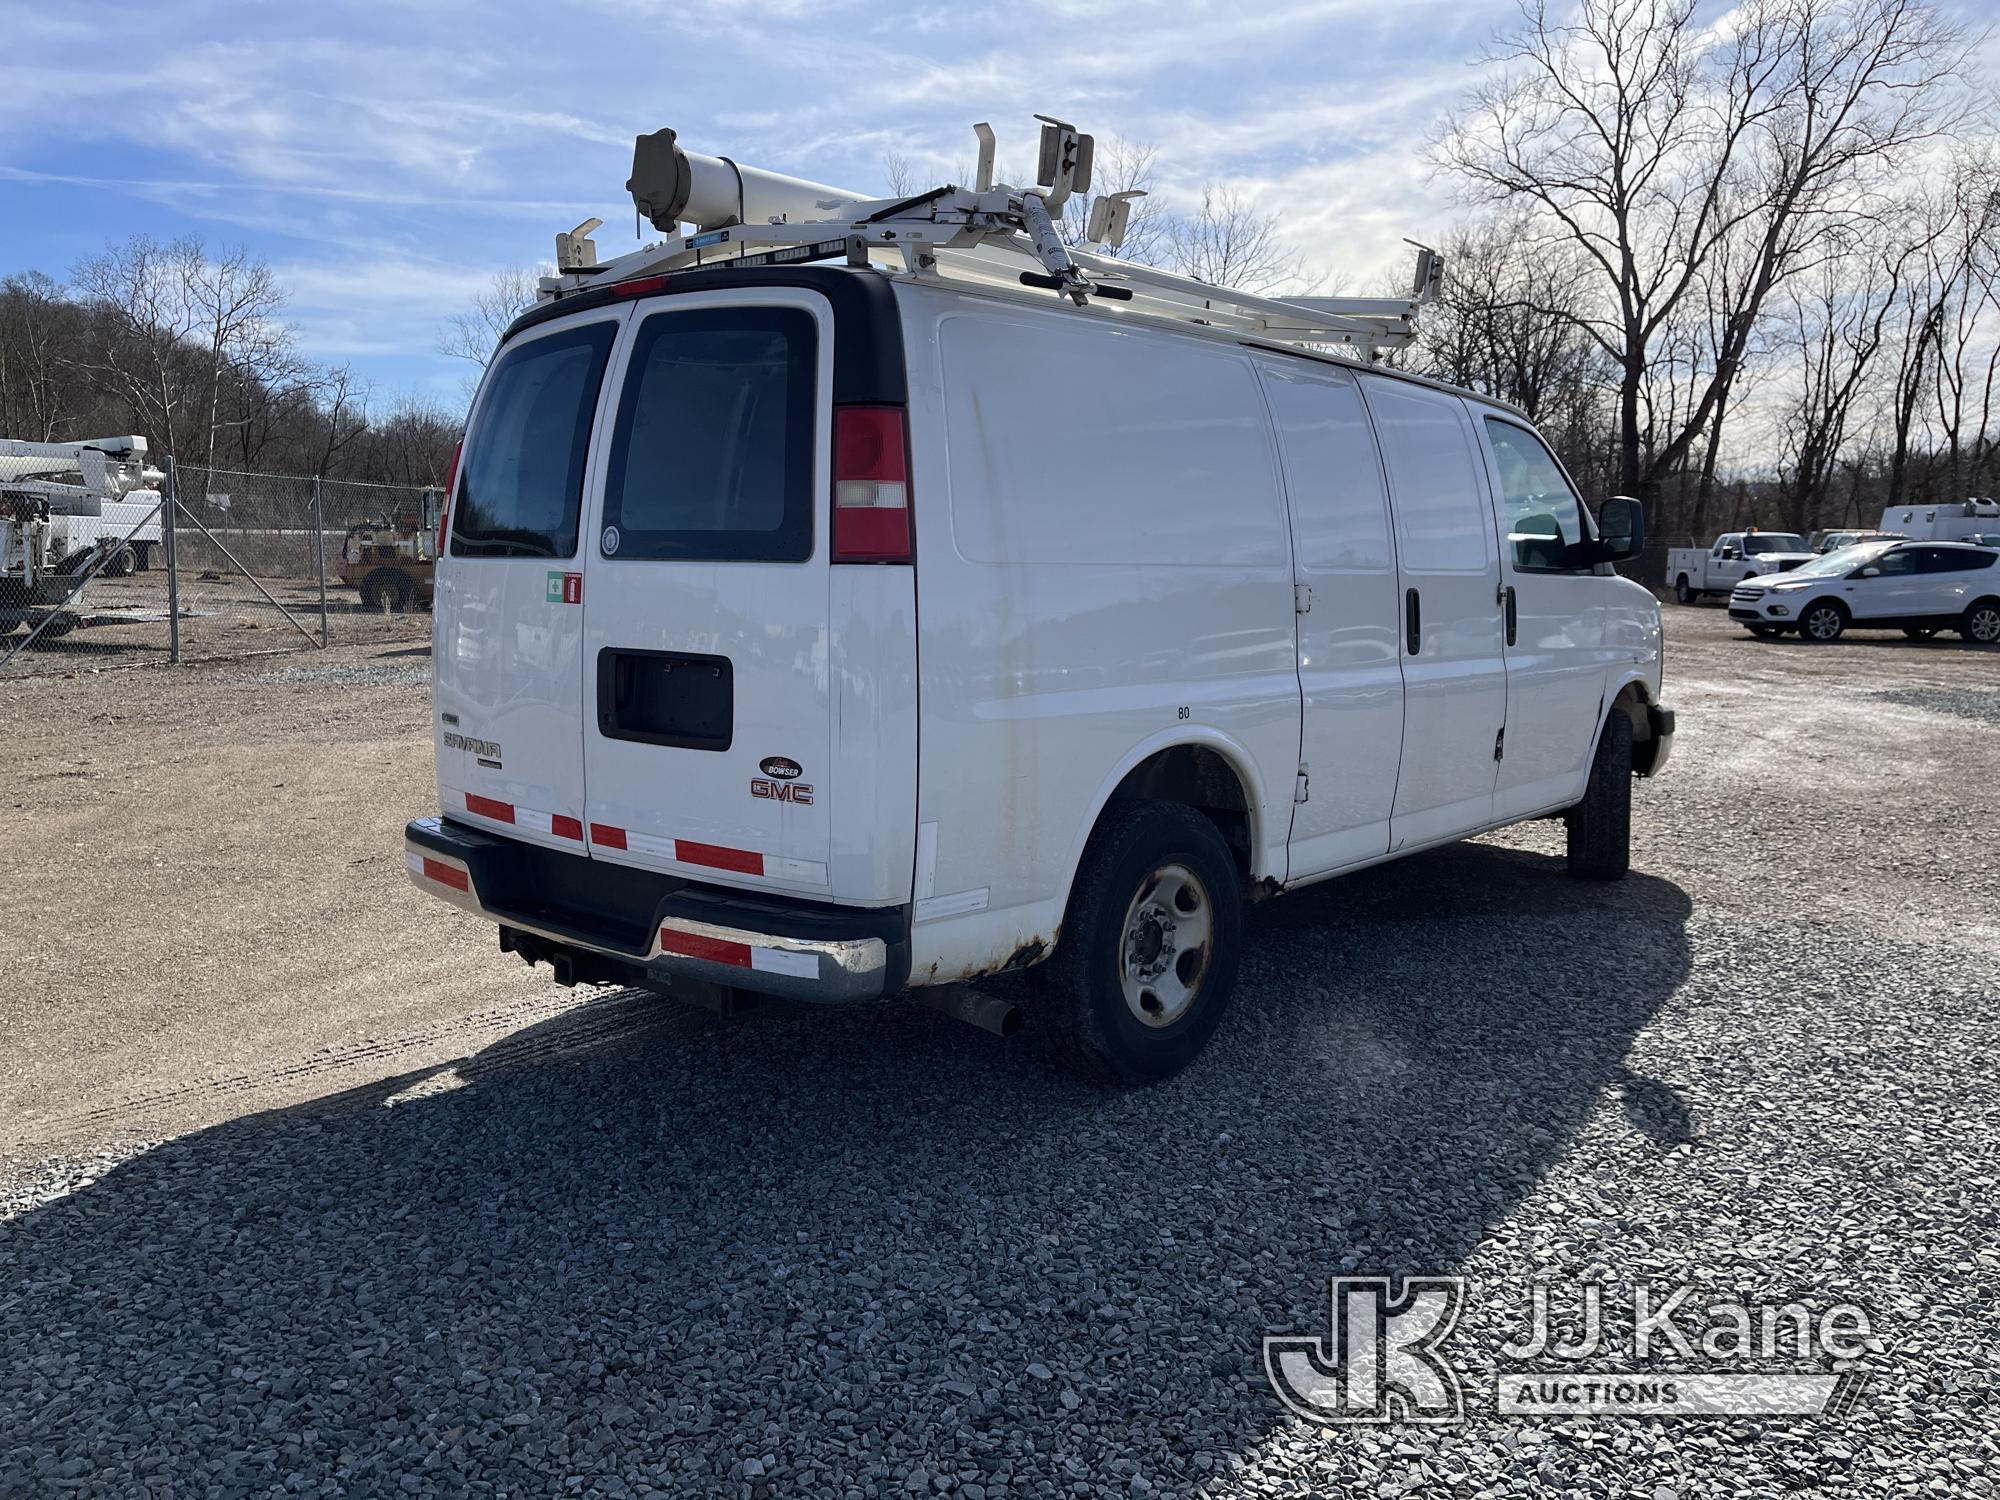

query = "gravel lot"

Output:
[[2, 607, 1996, 1498]]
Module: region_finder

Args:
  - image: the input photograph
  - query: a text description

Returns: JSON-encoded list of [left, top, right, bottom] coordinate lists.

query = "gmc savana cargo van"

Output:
[[407, 141, 1673, 1082]]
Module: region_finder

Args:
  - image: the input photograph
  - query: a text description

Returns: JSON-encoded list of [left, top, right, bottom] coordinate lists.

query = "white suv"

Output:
[[1730, 540, 2000, 643], [406, 262, 1673, 1082]]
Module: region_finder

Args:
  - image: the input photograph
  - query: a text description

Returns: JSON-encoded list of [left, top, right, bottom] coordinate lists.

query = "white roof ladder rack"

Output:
[[544, 120, 1443, 356]]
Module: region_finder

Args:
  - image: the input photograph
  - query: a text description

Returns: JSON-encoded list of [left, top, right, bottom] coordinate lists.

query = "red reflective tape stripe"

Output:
[[590, 823, 628, 850], [657, 929, 752, 969], [465, 793, 514, 823], [551, 814, 584, 841], [422, 857, 469, 892], [673, 840, 764, 875]]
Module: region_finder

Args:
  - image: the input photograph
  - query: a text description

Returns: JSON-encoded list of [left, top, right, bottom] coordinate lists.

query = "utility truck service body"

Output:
[[407, 125, 1673, 1080], [1667, 532, 1813, 603]]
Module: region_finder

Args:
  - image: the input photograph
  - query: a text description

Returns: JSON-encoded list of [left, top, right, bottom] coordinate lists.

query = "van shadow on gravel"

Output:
[[0, 841, 1692, 1495]]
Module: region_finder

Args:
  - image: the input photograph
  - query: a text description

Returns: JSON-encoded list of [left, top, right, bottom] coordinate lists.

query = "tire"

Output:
[[1902, 626, 1940, 641], [1798, 600, 1846, 642], [1566, 710, 1632, 881], [1042, 802, 1243, 1085], [361, 569, 414, 613], [1960, 599, 2000, 645], [1673, 576, 1694, 605], [102, 544, 137, 578]]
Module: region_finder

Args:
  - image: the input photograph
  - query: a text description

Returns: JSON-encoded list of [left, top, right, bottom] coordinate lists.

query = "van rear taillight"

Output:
[[437, 438, 462, 554], [832, 406, 911, 563]]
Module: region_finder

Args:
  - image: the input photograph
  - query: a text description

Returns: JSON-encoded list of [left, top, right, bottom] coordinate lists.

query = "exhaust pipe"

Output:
[[916, 984, 1023, 1039]]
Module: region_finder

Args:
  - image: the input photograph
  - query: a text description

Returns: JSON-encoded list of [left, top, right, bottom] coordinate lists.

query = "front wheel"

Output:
[[1960, 601, 2000, 645], [1799, 601, 1846, 642], [1566, 710, 1632, 881], [1043, 803, 1243, 1085]]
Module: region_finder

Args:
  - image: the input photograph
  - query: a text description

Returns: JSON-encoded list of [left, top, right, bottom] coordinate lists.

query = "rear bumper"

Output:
[[405, 816, 908, 1003]]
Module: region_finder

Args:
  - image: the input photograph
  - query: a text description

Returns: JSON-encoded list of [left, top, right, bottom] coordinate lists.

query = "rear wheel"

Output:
[[1799, 601, 1846, 642], [360, 569, 414, 613], [1673, 576, 1694, 605], [1043, 802, 1243, 1085], [1566, 710, 1632, 881], [102, 544, 137, 578], [1960, 600, 2000, 644]]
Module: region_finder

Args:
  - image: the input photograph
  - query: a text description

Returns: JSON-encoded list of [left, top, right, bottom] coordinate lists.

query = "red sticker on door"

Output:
[[545, 571, 583, 605]]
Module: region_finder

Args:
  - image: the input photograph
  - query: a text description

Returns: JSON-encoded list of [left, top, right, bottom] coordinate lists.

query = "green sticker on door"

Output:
[[546, 571, 583, 605]]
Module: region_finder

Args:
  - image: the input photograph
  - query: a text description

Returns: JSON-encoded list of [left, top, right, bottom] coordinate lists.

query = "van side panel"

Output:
[[901, 289, 1299, 984]]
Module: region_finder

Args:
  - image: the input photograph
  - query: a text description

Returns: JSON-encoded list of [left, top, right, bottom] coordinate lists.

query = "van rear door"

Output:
[[578, 288, 841, 896], [435, 307, 626, 850]]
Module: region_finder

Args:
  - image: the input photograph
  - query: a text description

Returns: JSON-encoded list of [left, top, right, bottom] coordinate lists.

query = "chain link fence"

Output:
[[2, 460, 435, 678]]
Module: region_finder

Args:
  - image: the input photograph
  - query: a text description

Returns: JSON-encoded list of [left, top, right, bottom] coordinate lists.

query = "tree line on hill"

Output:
[[0, 240, 459, 517]]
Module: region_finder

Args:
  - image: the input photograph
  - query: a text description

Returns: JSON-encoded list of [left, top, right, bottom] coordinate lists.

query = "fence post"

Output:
[[163, 456, 181, 665], [312, 476, 329, 648]]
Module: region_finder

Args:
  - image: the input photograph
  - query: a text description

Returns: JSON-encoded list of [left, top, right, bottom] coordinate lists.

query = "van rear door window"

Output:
[[601, 308, 817, 563], [452, 321, 616, 559]]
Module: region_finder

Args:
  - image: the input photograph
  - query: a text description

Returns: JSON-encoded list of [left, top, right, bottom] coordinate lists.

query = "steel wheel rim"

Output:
[[1971, 608, 2000, 643], [1806, 607, 1840, 639], [1118, 862, 1213, 1028]]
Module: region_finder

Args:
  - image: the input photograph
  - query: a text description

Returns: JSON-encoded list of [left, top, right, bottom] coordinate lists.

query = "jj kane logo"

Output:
[[1265, 1277, 1876, 1423]]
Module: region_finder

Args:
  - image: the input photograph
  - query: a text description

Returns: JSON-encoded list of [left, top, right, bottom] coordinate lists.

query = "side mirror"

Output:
[[1853, 565, 1879, 579], [1719, 546, 1740, 561], [1595, 496, 1644, 563]]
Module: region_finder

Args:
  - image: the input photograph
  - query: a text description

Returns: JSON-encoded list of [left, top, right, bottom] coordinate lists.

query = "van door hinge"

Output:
[[1294, 763, 1310, 803], [1494, 728, 1506, 762], [1294, 584, 1313, 614]]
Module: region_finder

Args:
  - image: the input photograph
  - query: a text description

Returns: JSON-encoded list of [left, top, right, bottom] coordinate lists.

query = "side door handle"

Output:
[[1499, 583, 1517, 646], [1404, 587, 1421, 656]]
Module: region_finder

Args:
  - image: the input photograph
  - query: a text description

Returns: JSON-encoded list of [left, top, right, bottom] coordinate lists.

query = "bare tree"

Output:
[[1435, 0, 1974, 530], [1880, 149, 2000, 506], [1056, 136, 1168, 264], [69, 235, 300, 478], [1163, 184, 1303, 294], [300, 364, 373, 479], [182, 241, 302, 480], [881, 150, 918, 198], [438, 266, 549, 366], [70, 235, 206, 457], [0, 272, 84, 440]]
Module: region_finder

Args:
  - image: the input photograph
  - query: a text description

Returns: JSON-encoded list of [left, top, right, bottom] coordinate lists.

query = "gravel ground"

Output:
[[2, 605, 1997, 1498]]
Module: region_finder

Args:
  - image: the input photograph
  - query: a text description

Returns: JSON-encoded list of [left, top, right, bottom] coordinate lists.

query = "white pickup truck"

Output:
[[1667, 531, 1814, 603]]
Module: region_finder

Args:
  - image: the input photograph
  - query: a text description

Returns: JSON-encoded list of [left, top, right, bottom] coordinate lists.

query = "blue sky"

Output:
[[0, 0, 1504, 400], [3, 0, 1994, 406]]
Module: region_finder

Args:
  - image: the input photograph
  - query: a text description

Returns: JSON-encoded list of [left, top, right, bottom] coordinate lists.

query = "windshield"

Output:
[[1783, 541, 1897, 578], [1743, 533, 1807, 555]]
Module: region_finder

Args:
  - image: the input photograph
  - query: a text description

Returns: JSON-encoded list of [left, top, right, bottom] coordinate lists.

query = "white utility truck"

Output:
[[1667, 531, 1814, 603], [405, 119, 1674, 1082], [1, 435, 165, 636], [1877, 499, 2000, 543]]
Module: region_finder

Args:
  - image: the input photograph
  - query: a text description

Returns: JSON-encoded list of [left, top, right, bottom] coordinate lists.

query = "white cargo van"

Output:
[[406, 131, 1673, 1082]]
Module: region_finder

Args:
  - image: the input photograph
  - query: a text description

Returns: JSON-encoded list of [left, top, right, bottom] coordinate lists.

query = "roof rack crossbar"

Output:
[[541, 123, 1442, 357]]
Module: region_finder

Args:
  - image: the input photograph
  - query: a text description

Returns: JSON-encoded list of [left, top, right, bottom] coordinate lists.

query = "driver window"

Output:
[[1483, 418, 1588, 573], [1872, 549, 1919, 576]]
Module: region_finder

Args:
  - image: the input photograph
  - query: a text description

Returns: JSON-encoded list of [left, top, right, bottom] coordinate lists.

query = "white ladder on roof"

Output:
[[542, 118, 1442, 357]]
